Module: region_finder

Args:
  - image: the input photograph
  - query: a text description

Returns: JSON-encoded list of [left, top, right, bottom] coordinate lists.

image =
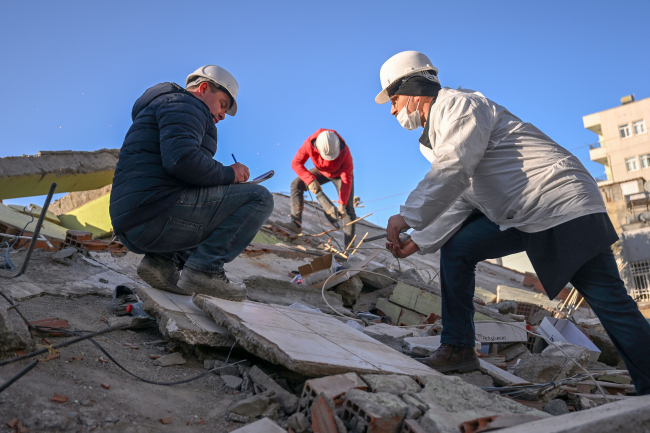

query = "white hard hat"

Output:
[[375, 51, 438, 104], [187, 65, 239, 116], [314, 131, 340, 161]]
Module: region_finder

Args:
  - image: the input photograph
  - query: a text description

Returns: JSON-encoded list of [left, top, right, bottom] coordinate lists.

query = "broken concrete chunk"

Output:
[[53, 247, 77, 260], [358, 265, 398, 289], [341, 389, 408, 433], [514, 342, 590, 398], [0, 297, 34, 355], [230, 392, 273, 418], [498, 342, 532, 362], [360, 374, 421, 396], [363, 323, 425, 352], [400, 268, 427, 285], [228, 413, 250, 424], [222, 375, 243, 390], [249, 366, 299, 414], [543, 399, 569, 416], [230, 417, 288, 433], [135, 285, 235, 348], [152, 352, 186, 367], [411, 375, 548, 433], [490, 300, 517, 315], [403, 335, 441, 357], [583, 327, 622, 367], [243, 275, 350, 316], [450, 371, 495, 388], [334, 275, 363, 307], [287, 412, 310, 433]]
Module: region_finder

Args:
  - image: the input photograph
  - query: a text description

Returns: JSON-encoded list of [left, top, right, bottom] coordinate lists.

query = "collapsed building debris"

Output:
[[0, 185, 648, 432]]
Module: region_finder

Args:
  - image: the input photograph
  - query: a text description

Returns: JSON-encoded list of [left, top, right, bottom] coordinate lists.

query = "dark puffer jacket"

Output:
[[110, 82, 235, 233]]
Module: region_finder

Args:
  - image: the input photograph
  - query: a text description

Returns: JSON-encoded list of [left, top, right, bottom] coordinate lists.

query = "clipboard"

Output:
[[245, 170, 274, 184]]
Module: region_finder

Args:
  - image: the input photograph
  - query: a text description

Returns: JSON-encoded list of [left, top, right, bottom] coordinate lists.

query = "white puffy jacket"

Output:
[[402, 88, 606, 255]]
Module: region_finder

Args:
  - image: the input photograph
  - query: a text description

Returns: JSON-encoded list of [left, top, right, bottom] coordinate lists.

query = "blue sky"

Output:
[[1, 1, 649, 227]]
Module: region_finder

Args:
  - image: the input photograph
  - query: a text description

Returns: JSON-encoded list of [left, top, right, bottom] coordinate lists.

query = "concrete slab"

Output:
[[136, 285, 234, 348], [496, 394, 650, 433], [0, 203, 69, 241], [193, 295, 439, 377], [497, 285, 560, 310], [0, 149, 119, 200], [243, 275, 351, 317]]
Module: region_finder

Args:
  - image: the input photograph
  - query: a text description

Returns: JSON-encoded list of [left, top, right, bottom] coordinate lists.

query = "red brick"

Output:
[[101, 383, 110, 390], [6, 417, 19, 428], [402, 419, 427, 433], [159, 417, 173, 424], [311, 395, 339, 433], [299, 373, 367, 412], [50, 394, 68, 403]]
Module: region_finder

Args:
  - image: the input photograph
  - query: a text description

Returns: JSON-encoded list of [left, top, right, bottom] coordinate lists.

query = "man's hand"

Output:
[[386, 238, 419, 259], [338, 204, 346, 218], [308, 181, 321, 194], [386, 214, 411, 248], [231, 163, 250, 183]]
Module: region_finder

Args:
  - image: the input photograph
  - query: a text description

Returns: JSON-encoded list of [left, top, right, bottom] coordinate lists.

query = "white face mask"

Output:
[[396, 96, 422, 130]]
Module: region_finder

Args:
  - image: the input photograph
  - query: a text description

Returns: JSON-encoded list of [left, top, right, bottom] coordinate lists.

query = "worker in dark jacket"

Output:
[[110, 65, 274, 301]]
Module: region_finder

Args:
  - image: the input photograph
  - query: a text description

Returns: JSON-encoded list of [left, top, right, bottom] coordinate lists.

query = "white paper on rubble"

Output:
[[538, 317, 601, 363]]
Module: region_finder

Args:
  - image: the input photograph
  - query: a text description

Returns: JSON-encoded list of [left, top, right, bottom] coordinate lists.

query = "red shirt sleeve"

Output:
[[291, 138, 317, 186]]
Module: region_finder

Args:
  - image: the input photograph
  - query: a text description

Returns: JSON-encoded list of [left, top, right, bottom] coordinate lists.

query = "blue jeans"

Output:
[[117, 183, 274, 273], [440, 212, 650, 395]]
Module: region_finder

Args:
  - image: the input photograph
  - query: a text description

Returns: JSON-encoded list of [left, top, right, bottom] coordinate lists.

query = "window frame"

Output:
[[641, 153, 650, 169], [626, 156, 639, 172], [633, 119, 647, 136], [619, 123, 632, 139]]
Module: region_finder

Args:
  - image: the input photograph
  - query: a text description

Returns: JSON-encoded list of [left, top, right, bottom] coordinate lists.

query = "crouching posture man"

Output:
[[277, 129, 356, 247], [110, 65, 274, 300], [377, 51, 650, 395]]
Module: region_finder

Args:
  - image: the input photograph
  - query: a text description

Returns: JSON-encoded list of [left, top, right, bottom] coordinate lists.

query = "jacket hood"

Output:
[[131, 82, 187, 121]]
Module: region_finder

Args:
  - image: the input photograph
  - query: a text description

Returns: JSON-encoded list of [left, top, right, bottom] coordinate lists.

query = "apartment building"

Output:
[[583, 95, 650, 184]]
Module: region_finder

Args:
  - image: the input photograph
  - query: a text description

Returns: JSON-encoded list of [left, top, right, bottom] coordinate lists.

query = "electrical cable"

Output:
[[0, 210, 34, 271]]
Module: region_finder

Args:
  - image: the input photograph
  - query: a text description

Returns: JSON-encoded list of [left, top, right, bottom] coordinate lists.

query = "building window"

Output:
[[630, 260, 650, 302], [642, 153, 650, 169], [620, 123, 632, 138], [633, 119, 646, 135], [626, 156, 639, 172]]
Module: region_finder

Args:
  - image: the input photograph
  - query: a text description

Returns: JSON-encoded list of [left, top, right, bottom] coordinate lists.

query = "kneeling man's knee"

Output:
[[255, 186, 275, 218]]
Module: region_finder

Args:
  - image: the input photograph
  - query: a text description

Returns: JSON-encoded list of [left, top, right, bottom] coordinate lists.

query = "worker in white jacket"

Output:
[[377, 51, 650, 395]]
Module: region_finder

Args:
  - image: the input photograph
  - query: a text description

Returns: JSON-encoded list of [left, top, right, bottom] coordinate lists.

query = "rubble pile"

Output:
[[0, 189, 647, 432]]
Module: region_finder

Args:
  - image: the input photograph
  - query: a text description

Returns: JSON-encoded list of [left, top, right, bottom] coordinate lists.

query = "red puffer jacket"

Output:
[[291, 129, 354, 205]]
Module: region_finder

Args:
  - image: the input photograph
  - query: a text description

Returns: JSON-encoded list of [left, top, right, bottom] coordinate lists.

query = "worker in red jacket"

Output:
[[277, 129, 356, 247]]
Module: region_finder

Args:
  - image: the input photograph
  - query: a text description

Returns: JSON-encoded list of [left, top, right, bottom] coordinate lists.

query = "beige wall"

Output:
[[584, 97, 650, 183]]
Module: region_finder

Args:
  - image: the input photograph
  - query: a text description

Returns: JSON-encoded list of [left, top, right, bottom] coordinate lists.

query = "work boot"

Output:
[[177, 267, 247, 301], [275, 219, 302, 234], [137, 253, 189, 295], [416, 343, 480, 373]]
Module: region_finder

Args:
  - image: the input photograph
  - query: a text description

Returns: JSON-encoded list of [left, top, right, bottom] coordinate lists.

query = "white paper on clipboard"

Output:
[[245, 170, 274, 184]]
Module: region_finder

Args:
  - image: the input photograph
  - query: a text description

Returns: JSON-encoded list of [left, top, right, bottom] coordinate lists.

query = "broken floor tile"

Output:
[[230, 417, 287, 433], [194, 295, 438, 378], [153, 352, 186, 367], [135, 285, 234, 348]]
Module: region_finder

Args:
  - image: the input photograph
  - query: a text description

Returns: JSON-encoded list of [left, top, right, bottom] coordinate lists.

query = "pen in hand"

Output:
[[232, 154, 237, 163]]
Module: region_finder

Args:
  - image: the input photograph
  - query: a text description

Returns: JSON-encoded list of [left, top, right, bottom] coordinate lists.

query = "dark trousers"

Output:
[[118, 183, 274, 273], [439, 212, 650, 395], [290, 168, 356, 247]]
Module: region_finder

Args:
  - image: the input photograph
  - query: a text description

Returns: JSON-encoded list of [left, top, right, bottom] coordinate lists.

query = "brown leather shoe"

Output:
[[416, 343, 480, 373]]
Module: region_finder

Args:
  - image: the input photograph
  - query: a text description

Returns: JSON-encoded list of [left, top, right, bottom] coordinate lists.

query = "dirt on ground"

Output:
[[0, 294, 268, 433]]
